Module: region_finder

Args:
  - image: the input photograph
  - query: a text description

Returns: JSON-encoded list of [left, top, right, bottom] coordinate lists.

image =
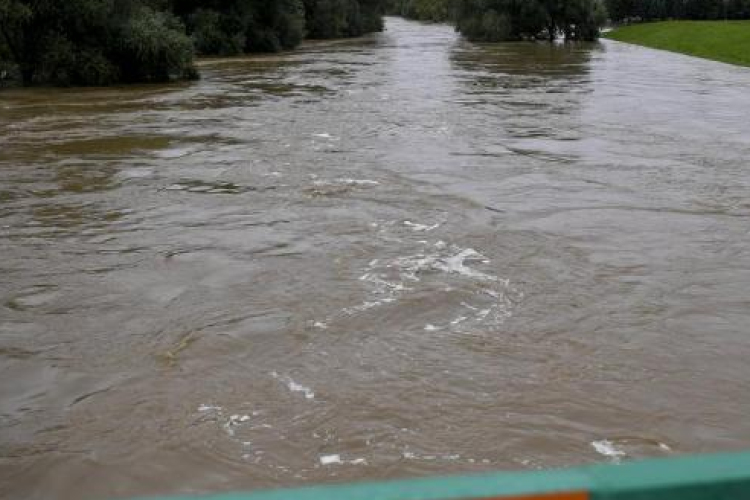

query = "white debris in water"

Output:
[[313, 133, 335, 139], [349, 458, 368, 465], [659, 442, 672, 451], [312, 321, 328, 329], [320, 454, 342, 465], [592, 440, 626, 462], [403, 220, 440, 232], [424, 324, 439, 331], [272, 372, 315, 400]]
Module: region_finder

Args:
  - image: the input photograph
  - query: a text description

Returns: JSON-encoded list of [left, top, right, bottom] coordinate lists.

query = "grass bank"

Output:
[[604, 21, 750, 67]]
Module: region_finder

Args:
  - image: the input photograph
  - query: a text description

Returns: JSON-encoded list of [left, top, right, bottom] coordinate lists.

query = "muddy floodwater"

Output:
[[2, 17, 750, 500]]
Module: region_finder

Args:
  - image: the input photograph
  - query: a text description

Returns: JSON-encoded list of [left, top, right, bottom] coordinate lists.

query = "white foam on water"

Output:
[[403, 220, 440, 232], [311, 178, 378, 188], [434, 248, 497, 282], [272, 372, 315, 400], [402, 450, 462, 462], [343, 241, 519, 321], [312, 133, 337, 140], [450, 316, 468, 325], [307, 178, 379, 196], [157, 146, 196, 159], [198, 404, 222, 412], [592, 440, 626, 462], [338, 178, 379, 186], [118, 168, 154, 179], [312, 321, 328, 329], [225, 414, 252, 434], [424, 324, 439, 331], [320, 454, 342, 465]]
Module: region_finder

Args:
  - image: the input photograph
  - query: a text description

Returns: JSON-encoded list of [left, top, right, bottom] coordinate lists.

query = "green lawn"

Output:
[[604, 21, 750, 67]]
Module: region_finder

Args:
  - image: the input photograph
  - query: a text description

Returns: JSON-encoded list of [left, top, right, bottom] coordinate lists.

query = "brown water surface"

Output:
[[2, 17, 750, 500]]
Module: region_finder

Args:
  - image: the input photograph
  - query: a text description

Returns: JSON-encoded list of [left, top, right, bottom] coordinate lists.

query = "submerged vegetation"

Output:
[[606, 20, 750, 67], [388, 0, 608, 41], [453, 0, 607, 42]]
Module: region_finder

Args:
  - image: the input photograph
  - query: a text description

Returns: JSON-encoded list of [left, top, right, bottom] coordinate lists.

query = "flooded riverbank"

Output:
[[2, 17, 750, 500]]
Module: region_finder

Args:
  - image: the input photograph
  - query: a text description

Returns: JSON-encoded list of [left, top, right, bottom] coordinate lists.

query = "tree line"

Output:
[[605, 0, 750, 22], [4, 0, 749, 87], [0, 0, 387, 86], [388, 0, 750, 41], [387, 0, 607, 40]]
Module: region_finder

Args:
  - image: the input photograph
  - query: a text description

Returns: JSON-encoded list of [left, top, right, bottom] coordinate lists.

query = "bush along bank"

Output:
[[0, 0, 388, 87]]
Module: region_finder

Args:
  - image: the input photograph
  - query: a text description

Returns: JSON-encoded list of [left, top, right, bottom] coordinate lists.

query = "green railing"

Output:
[[140, 450, 750, 500]]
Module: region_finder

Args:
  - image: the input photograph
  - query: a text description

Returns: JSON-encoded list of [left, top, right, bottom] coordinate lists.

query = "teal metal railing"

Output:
[[138, 450, 750, 500]]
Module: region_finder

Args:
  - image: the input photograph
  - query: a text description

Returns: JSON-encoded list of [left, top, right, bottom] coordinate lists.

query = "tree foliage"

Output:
[[387, 0, 453, 22], [454, 0, 608, 41], [304, 0, 384, 38], [0, 0, 387, 86], [606, 0, 750, 22], [0, 0, 196, 86]]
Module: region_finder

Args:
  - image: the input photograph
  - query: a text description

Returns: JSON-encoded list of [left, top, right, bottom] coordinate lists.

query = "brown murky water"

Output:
[[2, 17, 750, 500]]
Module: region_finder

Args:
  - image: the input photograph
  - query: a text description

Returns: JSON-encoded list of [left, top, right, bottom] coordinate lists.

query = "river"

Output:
[[2, 17, 750, 500]]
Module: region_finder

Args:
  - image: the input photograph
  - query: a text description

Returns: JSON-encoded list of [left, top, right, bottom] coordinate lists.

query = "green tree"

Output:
[[454, 0, 606, 41], [0, 0, 196, 86], [304, 0, 384, 38]]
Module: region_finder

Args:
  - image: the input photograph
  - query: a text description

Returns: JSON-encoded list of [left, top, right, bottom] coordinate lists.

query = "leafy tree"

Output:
[[606, 0, 750, 22], [0, 0, 196, 86], [0, 0, 386, 85], [387, 0, 453, 21], [454, 0, 606, 41], [304, 0, 384, 38]]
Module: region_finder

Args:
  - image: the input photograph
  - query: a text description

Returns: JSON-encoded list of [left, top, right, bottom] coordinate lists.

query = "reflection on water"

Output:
[[2, 17, 750, 500]]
